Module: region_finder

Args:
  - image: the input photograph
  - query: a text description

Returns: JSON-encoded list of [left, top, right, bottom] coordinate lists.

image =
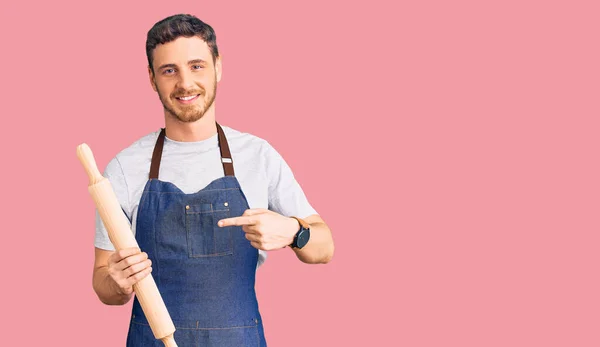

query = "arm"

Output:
[[289, 214, 334, 264], [217, 141, 334, 263], [91, 157, 149, 305], [218, 210, 334, 264]]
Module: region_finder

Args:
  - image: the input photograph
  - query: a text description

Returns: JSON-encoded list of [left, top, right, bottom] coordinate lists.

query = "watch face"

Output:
[[296, 229, 310, 248]]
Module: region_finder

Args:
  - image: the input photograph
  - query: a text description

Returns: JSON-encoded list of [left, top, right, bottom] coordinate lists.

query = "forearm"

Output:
[[291, 220, 334, 264], [92, 266, 133, 305]]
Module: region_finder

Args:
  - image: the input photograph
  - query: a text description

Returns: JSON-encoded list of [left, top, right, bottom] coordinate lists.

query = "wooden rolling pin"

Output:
[[77, 143, 177, 347]]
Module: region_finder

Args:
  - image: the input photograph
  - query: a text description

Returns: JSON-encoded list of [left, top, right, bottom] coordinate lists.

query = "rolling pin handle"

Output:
[[76, 143, 104, 185], [161, 335, 178, 347]]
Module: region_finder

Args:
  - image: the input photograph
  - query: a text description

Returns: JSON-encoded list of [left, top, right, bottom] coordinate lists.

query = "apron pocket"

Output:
[[186, 203, 233, 257]]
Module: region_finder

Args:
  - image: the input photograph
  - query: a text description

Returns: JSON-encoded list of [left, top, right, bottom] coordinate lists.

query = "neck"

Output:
[[164, 104, 218, 142]]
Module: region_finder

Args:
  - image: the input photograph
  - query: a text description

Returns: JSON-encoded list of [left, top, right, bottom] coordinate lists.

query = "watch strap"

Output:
[[290, 216, 309, 230], [290, 216, 309, 248]]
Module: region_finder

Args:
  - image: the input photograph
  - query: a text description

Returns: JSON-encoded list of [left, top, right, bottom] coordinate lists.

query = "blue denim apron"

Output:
[[126, 123, 267, 346]]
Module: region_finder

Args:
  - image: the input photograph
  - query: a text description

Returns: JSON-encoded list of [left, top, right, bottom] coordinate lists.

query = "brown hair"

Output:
[[146, 14, 219, 72]]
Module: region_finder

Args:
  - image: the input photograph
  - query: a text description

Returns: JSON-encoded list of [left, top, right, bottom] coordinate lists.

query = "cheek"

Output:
[[203, 79, 216, 92], [156, 82, 173, 97]]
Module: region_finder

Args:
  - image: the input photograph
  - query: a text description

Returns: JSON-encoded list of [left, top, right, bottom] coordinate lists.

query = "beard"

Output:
[[158, 79, 217, 123]]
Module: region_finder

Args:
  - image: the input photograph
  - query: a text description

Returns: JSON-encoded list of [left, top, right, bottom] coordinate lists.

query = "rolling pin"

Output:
[[77, 143, 177, 347]]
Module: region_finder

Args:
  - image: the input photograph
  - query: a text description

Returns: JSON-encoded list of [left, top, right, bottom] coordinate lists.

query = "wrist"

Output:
[[288, 216, 311, 249], [288, 217, 300, 246]]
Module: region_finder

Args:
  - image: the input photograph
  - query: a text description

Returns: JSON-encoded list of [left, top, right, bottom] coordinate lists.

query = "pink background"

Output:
[[1, 0, 599, 346]]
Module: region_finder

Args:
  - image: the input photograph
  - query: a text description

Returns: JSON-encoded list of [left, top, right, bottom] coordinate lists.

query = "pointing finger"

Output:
[[218, 216, 257, 227]]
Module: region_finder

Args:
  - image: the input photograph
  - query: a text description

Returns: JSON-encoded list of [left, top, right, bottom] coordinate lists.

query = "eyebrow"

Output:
[[158, 59, 208, 70]]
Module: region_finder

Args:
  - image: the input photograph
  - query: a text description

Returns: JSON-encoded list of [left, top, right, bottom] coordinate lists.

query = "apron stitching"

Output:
[[153, 192, 162, 287], [131, 320, 260, 330], [212, 204, 217, 254], [194, 325, 260, 330], [256, 321, 260, 346], [144, 187, 241, 194]]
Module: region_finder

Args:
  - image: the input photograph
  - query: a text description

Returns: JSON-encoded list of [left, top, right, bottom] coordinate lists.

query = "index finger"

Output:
[[218, 216, 257, 227], [117, 247, 142, 258], [113, 247, 142, 260]]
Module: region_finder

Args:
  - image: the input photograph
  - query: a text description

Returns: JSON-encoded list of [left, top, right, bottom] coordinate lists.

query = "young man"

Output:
[[92, 14, 334, 346]]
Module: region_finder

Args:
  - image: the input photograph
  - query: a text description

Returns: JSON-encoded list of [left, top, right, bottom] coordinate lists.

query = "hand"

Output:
[[107, 247, 152, 296], [217, 209, 299, 251]]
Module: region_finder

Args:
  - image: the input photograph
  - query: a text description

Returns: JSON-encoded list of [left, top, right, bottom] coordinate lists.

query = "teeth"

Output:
[[178, 95, 198, 101]]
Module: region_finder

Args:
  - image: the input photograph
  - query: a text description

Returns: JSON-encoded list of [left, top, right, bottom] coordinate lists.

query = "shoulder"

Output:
[[116, 130, 161, 161], [221, 125, 279, 159], [221, 125, 270, 149], [104, 129, 161, 177], [220, 125, 290, 181]]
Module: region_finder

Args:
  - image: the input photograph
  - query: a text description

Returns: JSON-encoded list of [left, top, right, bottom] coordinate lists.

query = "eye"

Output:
[[192, 65, 203, 70], [163, 68, 175, 75]]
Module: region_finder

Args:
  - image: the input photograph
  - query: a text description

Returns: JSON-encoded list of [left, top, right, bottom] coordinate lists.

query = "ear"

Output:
[[215, 55, 223, 82], [148, 66, 157, 92]]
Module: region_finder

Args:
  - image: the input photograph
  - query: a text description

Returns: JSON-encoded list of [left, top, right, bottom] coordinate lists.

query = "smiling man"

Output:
[[91, 14, 334, 347]]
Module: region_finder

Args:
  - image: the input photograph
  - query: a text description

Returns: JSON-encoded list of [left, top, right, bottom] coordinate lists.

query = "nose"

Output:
[[176, 69, 195, 90]]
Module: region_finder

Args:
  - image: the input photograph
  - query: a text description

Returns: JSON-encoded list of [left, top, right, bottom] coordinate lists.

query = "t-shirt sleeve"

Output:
[[265, 142, 317, 219], [94, 156, 132, 251]]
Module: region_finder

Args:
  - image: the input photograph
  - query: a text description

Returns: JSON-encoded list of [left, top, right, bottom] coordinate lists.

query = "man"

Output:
[[92, 13, 334, 346]]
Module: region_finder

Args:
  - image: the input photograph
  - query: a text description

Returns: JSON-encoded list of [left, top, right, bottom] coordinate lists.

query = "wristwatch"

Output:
[[290, 216, 311, 249]]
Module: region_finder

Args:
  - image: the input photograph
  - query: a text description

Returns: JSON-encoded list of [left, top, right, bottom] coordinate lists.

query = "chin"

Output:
[[164, 99, 213, 123], [177, 110, 205, 123]]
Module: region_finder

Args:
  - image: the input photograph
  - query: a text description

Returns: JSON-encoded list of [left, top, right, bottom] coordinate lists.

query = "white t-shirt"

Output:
[[94, 125, 317, 268]]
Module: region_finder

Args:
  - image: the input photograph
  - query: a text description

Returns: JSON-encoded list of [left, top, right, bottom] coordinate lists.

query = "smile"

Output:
[[176, 94, 200, 104]]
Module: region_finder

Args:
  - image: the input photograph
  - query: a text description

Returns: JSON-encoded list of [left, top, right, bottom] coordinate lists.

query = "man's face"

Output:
[[149, 36, 222, 123]]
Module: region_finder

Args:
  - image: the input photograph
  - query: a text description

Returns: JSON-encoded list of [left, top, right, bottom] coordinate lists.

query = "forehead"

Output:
[[152, 36, 212, 67]]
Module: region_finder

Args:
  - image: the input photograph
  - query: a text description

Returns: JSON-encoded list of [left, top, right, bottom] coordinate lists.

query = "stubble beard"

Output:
[[159, 81, 217, 123]]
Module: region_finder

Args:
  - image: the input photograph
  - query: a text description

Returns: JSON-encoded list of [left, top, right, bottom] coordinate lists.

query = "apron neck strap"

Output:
[[216, 123, 235, 177], [149, 122, 235, 179]]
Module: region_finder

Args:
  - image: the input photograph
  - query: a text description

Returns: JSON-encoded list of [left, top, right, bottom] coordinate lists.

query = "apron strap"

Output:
[[217, 123, 235, 177], [149, 123, 235, 179], [149, 128, 166, 179]]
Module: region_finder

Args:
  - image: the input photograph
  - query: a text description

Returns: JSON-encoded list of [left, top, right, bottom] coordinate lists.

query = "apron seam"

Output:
[[130, 320, 260, 330]]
